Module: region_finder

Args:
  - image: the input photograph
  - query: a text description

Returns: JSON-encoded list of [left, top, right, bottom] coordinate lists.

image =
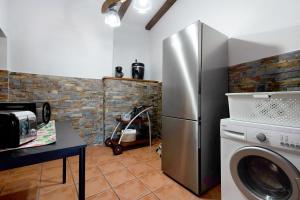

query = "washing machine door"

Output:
[[230, 146, 300, 200]]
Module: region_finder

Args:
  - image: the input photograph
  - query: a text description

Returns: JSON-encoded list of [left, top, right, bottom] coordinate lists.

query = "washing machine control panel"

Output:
[[247, 128, 300, 151]]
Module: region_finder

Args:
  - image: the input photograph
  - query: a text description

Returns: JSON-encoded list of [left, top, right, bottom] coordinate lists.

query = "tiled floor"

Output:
[[0, 141, 221, 200]]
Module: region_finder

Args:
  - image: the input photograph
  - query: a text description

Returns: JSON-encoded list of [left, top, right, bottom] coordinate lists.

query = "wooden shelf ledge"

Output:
[[102, 76, 160, 84]]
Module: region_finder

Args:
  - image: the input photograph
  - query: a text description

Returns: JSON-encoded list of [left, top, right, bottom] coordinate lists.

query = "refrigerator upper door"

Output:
[[162, 116, 199, 194], [162, 22, 200, 120]]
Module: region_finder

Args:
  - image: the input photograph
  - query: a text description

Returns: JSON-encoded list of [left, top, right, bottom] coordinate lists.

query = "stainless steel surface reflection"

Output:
[[162, 22, 199, 121], [162, 116, 199, 193], [162, 21, 228, 195]]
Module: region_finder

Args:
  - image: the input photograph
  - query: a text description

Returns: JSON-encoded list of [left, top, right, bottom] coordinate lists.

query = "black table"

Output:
[[0, 122, 87, 200]]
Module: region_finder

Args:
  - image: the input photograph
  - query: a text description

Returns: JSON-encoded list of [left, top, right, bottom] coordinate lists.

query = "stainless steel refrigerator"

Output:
[[162, 21, 228, 195]]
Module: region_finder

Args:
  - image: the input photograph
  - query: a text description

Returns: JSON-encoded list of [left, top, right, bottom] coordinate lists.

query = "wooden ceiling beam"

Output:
[[118, 0, 132, 19], [101, 0, 119, 13], [145, 0, 177, 30]]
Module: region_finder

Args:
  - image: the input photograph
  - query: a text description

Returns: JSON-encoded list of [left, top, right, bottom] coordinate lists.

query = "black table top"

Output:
[[0, 122, 86, 164]]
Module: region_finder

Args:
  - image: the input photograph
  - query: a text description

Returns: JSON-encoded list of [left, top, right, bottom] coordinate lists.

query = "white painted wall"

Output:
[[6, 0, 114, 79], [0, 0, 7, 33], [149, 0, 300, 81], [0, 36, 7, 69], [113, 22, 150, 80], [3, 0, 300, 79], [0, 0, 7, 70], [229, 25, 300, 65]]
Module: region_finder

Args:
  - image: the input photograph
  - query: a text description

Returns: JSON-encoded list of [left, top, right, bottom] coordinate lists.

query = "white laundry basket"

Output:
[[226, 91, 300, 127]]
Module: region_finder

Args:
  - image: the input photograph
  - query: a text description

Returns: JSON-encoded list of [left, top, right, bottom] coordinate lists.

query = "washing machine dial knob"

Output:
[[256, 133, 267, 142]]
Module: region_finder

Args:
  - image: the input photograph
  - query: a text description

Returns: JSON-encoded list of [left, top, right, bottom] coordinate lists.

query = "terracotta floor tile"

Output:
[[139, 193, 159, 200], [200, 185, 221, 199], [119, 156, 139, 167], [68, 156, 79, 164], [139, 171, 171, 191], [39, 184, 77, 200], [0, 186, 3, 195], [90, 146, 112, 155], [75, 176, 110, 198], [114, 179, 150, 200], [0, 187, 38, 200], [133, 151, 160, 162], [86, 146, 98, 154], [98, 160, 125, 174], [127, 163, 155, 178], [0, 144, 221, 200], [86, 158, 98, 167], [41, 172, 72, 182], [39, 174, 74, 195], [129, 147, 149, 156], [71, 165, 102, 183], [41, 166, 71, 180], [104, 168, 135, 187], [131, 147, 160, 161], [42, 159, 63, 169], [1, 178, 39, 196], [154, 182, 198, 200], [0, 170, 10, 177], [7, 171, 40, 183], [9, 164, 41, 174], [0, 170, 11, 187], [69, 158, 97, 172], [146, 159, 161, 171], [7, 165, 41, 183], [94, 154, 117, 164], [86, 189, 118, 200]]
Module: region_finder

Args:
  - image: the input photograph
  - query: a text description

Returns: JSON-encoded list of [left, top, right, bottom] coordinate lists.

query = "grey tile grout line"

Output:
[[127, 158, 163, 200], [80, 146, 161, 200], [115, 151, 161, 200], [0, 171, 9, 195], [96, 152, 145, 199], [36, 164, 43, 200], [67, 157, 83, 198], [111, 158, 149, 200], [94, 155, 121, 200], [128, 147, 165, 200]]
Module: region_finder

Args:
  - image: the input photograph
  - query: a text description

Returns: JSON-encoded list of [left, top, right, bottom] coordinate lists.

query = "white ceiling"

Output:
[[122, 0, 166, 26]]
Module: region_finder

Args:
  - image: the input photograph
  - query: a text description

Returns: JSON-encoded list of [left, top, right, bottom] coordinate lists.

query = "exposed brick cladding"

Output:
[[4, 72, 103, 145], [0, 70, 8, 101], [0, 72, 162, 145], [229, 50, 300, 92], [103, 78, 162, 139]]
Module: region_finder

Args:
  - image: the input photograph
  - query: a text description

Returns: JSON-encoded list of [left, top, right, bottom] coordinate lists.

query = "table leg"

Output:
[[63, 157, 66, 184], [78, 147, 85, 200]]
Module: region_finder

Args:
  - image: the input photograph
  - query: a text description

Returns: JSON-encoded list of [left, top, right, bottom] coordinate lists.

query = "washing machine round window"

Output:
[[230, 146, 300, 200]]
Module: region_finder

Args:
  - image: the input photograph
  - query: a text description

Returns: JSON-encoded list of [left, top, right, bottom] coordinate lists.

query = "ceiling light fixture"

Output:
[[133, 0, 152, 14], [104, 8, 121, 28]]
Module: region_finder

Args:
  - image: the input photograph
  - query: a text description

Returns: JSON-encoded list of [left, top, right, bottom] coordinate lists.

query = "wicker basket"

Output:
[[226, 92, 300, 127]]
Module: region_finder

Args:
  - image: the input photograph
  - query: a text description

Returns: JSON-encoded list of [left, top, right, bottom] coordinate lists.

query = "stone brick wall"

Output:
[[229, 50, 300, 92], [1, 71, 103, 145], [0, 70, 8, 101], [0, 72, 162, 145], [103, 77, 162, 139]]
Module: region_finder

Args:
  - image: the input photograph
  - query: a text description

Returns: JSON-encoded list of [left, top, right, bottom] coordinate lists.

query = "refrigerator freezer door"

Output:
[[162, 22, 200, 120], [162, 116, 199, 194]]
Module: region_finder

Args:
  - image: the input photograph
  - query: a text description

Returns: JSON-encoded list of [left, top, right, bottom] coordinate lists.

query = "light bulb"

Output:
[[104, 9, 121, 28], [133, 0, 152, 14]]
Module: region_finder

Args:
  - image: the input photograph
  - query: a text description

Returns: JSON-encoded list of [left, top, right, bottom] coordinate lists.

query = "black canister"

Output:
[[132, 59, 144, 80], [115, 66, 124, 78]]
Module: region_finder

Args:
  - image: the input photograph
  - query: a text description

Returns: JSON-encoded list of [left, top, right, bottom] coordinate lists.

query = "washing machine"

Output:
[[221, 118, 300, 200]]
